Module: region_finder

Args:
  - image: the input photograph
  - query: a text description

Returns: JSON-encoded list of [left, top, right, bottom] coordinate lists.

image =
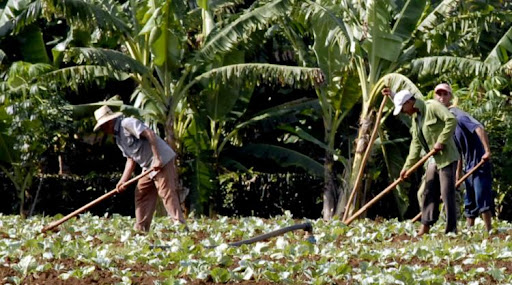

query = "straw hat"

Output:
[[93, 105, 123, 131]]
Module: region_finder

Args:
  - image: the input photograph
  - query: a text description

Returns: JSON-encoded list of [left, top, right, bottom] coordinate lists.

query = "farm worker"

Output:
[[93, 105, 186, 232], [434, 83, 494, 232], [384, 87, 459, 235]]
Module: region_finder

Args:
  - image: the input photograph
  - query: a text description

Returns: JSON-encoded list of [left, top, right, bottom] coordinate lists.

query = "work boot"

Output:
[[418, 224, 430, 236]]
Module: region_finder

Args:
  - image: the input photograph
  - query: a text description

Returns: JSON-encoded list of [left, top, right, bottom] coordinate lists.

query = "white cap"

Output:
[[392, 90, 413, 116]]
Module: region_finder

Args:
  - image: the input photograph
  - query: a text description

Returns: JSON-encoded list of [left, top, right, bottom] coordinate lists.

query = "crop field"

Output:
[[1, 212, 512, 284]]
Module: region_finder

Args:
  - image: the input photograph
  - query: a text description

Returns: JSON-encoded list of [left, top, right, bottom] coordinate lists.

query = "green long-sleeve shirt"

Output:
[[402, 98, 459, 170]]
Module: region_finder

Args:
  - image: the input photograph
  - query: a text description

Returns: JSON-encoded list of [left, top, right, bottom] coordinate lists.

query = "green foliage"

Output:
[[197, 0, 293, 62], [181, 117, 216, 214], [65, 48, 149, 75], [0, 61, 72, 216], [241, 143, 323, 177], [186, 64, 324, 94], [1, 66, 72, 164]]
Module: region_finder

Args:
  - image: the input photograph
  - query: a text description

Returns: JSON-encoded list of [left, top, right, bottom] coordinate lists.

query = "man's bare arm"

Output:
[[475, 126, 491, 161], [117, 158, 137, 192]]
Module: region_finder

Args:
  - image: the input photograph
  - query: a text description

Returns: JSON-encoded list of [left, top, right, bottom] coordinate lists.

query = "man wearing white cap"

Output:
[[383, 87, 459, 235], [434, 83, 493, 232], [93, 105, 186, 232]]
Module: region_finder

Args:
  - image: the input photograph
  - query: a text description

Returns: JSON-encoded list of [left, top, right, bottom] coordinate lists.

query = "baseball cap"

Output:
[[392, 90, 413, 116], [434, 83, 452, 94]]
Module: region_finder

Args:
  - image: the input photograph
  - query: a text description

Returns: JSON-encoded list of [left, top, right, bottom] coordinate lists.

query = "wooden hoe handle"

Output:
[[41, 169, 153, 233], [411, 159, 487, 223], [344, 149, 438, 225]]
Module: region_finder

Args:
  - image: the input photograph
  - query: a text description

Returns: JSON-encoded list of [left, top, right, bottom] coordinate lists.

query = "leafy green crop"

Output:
[[1, 212, 512, 284]]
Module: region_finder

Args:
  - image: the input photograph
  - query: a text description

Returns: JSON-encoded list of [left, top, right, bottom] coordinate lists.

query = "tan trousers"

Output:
[[134, 161, 186, 232]]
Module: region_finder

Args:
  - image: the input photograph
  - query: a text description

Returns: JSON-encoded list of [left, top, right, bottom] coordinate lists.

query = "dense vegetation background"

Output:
[[1, 0, 512, 223]]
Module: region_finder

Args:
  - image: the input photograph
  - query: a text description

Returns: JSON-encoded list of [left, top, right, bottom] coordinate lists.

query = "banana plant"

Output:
[[286, 0, 461, 219], [3, 0, 325, 214], [182, 87, 325, 213], [412, 25, 512, 81]]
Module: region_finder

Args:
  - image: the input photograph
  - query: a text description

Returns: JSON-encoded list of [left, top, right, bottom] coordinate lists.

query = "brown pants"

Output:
[[134, 161, 186, 232], [421, 161, 457, 233]]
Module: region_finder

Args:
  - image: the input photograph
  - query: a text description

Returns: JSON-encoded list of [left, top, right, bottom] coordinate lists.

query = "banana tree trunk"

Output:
[[335, 111, 374, 218], [58, 154, 70, 175], [165, 114, 179, 152], [322, 153, 337, 220], [18, 168, 34, 219], [164, 115, 188, 211], [19, 190, 26, 218]]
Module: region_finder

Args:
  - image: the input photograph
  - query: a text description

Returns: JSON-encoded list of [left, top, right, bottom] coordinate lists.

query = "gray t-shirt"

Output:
[[114, 117, 175, 169]]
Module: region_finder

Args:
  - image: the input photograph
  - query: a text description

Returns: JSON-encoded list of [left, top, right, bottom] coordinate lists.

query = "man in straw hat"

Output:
[[383, 87, 459, 235], [434, 83, 494, 232], [93, 105, 186, 232]]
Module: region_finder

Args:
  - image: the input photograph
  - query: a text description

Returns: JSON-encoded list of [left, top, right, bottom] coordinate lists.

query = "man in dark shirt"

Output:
[[434, 83, 493, 232]]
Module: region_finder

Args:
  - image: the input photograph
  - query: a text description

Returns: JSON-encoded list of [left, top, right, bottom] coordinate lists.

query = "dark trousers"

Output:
[[464, 165, 494, 218], [421, 161, 457, 233]]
